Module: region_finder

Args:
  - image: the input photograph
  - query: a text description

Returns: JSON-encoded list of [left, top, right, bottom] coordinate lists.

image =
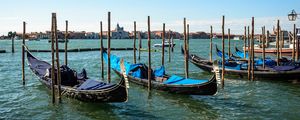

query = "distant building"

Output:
[[28, 32, 38, 40], [85, 32, 99, 39], [111, 24, 130, 39], [189, 32, 210, 39], [69, 31, 86, 39], [38, 31, 51, 39], [233, 36, 242, 40], [214, 33, 235, 39]]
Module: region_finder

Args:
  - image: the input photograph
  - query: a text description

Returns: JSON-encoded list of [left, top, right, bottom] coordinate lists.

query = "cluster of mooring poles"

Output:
[[21, 13, 69, 103], [128, 16, 176, 91], [21, 12, 299, 98], [99, 12, 112, 83]]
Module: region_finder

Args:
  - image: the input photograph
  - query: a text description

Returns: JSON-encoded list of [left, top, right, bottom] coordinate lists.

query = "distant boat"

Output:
[[233, 36, 241, 40], [48, 39, 69, 43], [243, 40, 300, 54], [153, 41, 176, 47], [28, 37, 40, 41], [212, 35, 218, 39], [153, 39, 176, 47]]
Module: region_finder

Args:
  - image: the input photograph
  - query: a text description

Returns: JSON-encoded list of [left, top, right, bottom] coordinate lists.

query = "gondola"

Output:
[[182, 46, 300, 80], [25, 46, 128, 102], [102, 50, 217, 95], [215, 45, 240, 60], [235, 47, 295, 66], [235, 47, 248, 59], [217, 46, 277, 66]]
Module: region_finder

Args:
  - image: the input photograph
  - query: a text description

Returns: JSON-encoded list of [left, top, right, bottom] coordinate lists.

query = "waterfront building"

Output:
[[111, 24, 130, 39], [38, 31, 51, 39], [85, 32, 99, 39], [189, 32, 210, 39], [69, 31, 86, 39]]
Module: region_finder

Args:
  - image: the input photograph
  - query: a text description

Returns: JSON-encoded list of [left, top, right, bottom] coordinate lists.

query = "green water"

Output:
[[0, 39, 300, 119]]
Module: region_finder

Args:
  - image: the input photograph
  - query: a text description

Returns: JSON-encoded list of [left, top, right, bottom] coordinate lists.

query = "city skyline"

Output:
[[0, 0, 299, 36]]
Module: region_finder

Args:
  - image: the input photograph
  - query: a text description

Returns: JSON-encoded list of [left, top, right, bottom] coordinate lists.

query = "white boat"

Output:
[[233, 36, 241, 40], [153, 42, 176, 47], [153, 39, 175, 47], [212, 35, 218, 39]]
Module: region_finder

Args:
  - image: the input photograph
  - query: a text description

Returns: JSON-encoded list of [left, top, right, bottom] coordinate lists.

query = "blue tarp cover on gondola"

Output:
[[103, 50, 132, 74], [154, 66, 165, 77], [77, 79, 114, 90], [103, 50, 165, 79], [236, 50, 249, 59], [218, 60, 241, 70], [217, 49, 232, 60], [163, 75, 208, 85], [255, 58, 276, 66]]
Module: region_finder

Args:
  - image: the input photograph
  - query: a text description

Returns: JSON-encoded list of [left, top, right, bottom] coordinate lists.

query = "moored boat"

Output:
[[25, 46, 128, 102], [182, 46, 300, 80], [103, 50, 217, 95], [153, 41, 176, 47]]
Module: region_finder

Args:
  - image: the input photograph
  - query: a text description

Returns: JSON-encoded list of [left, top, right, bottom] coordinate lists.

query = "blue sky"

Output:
[[0, 0, 299, 35]]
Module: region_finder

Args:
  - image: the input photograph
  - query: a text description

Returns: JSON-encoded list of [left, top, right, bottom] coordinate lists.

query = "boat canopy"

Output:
[[163, 75, 208, 85]]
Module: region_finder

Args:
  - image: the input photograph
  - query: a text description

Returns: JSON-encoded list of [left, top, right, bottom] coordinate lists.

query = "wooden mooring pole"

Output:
[[65, 20, 68, 65], [168, 30, 171, 62], [276, 20, 280, 66], [251, 17, 255, 81], [293, 24, 296, 61], [296, 25, 299, 61], [22, 22, 26, 85], [210, 26, 213, 62], [54, 14, 62, 102], [11, 33, 15, 53], [183, 18, 189, 79], [267, 31, 270, 45], [107, 12, 111, 83], [262, 26, 266, 69], [171, 33, 174, 52], [138, 31, 141, 60], [100, 21, 104, 80], [133, 21, 137, 64], [228, 28, 231, 57], [51, 13, 56, 104], [221, 16, 225, 88], [247, 25, 251, 81], [282, 31, 285, 56], [147, 16, 152, 91], [244, 26, 246, 59], [171, 32, 176, 52], [187, 24, 190, 76], [161, 23, 165, 66], [65, 20, 68, 66], [248, 26, 250, 53]]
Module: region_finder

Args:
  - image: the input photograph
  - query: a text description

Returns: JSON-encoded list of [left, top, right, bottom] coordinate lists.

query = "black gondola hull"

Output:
[[113, 69, 217, 95], [26, 49, 128, 102], [189, 54, 300, 80]]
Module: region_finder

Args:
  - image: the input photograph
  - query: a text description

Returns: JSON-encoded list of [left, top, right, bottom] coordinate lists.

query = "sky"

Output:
[[0, 0, 300, 35]]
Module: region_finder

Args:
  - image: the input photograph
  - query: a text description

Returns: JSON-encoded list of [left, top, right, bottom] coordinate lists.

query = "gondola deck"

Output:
[[187, 50, 300, 80], [26, 47, 128, 102], [103, 50, 218, 95]]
